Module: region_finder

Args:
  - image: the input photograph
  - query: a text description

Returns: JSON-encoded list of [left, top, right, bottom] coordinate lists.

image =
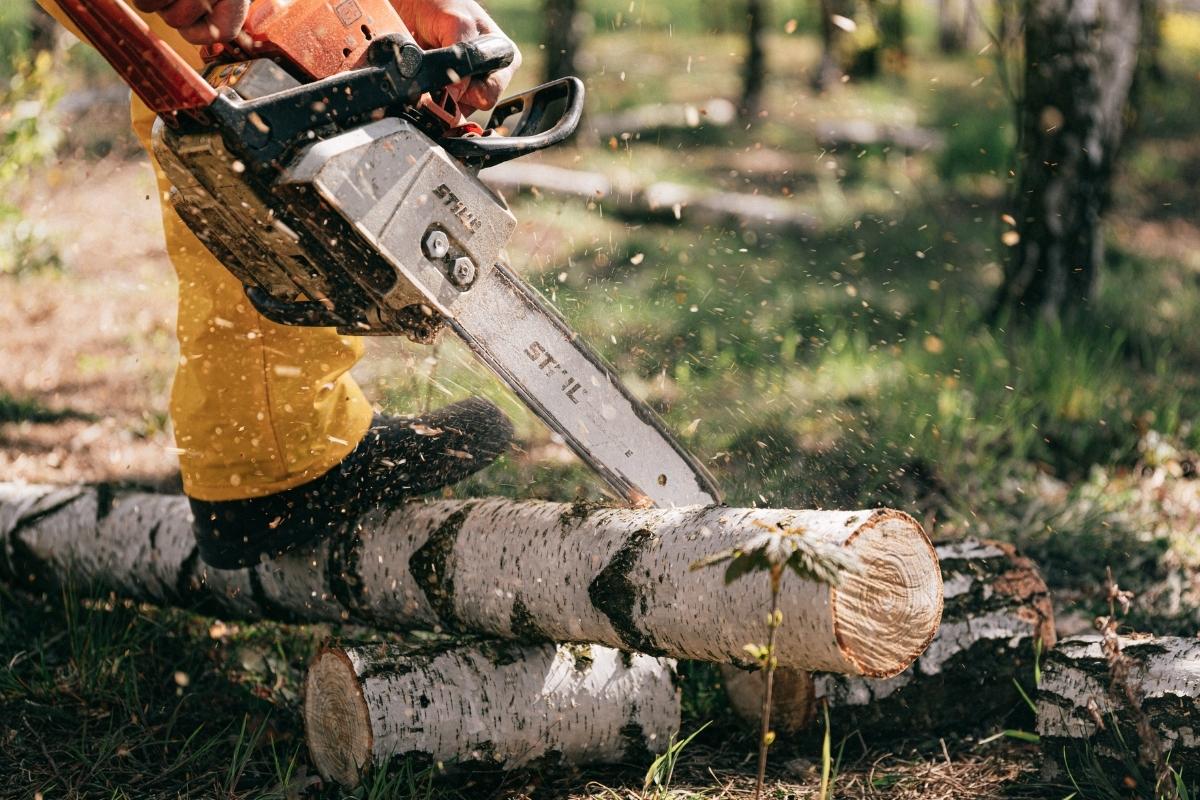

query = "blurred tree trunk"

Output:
[[543, 0, 585, 82], [740, 0, 768, 119], [937, 0, 968, 53], [995, 0, 1142, 323], [29, 4, 60, 53], [1140, 0, 1164, 84], [995, 0, 1022, 52], [872, 0, 906, 70], [847, 0, 905, 79], [812, 0, 845, 91]]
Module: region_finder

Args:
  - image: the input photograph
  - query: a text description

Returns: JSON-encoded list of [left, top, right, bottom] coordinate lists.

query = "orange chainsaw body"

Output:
[[204, 0, 409, 80]]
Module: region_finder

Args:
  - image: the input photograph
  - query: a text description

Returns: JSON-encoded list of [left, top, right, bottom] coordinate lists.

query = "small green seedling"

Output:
[[642, 721, 711, 799], [691, 520, 860, 800]]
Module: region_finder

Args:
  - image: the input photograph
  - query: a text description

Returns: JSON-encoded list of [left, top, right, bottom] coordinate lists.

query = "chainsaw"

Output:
[[58, 0, 721, 508]]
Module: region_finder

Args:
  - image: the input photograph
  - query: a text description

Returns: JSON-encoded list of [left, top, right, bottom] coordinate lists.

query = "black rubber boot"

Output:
[[189, 397, 513, 569]]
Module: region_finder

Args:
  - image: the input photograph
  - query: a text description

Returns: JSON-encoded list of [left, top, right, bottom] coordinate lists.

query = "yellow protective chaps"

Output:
[[38, 1, 374, 501]]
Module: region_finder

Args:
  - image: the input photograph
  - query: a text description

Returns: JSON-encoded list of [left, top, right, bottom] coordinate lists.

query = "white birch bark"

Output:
[[1038, 635, 1200, 782], [0, 482, 942, 675], [722, 539, 1054, 735], [305, 641, 680, 786], [479, 163, 819, 236]]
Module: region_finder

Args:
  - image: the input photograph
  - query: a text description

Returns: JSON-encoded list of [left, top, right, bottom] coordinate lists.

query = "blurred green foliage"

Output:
[[0, 0, 35, 76], [0, 48, 63, 275]]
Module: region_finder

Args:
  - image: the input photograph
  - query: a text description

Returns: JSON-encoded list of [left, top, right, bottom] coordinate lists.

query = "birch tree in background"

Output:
[[868, 0, 906, 73], [937, 0, 971, 53], [811, 0, 840, 90], [740, 0, 769, 119], [995, 0, 1142, 322], [542, 0, 586, 83]]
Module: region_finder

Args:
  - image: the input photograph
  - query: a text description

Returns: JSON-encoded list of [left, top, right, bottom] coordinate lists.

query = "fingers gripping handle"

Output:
[[56, 0, 217, 119], [412, 34, 516, 92]]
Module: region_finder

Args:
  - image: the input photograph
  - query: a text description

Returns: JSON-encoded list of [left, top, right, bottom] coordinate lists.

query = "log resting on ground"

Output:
[[305, 640, 679, 786], [589, 98, 737, 140], [1038, 635, 1200, 784], [722, 539, 1054, 736], [0, 483, 942, 675], [479, 162, 819, 235]]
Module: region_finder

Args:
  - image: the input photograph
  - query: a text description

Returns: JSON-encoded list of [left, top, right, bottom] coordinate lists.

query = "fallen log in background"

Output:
[[721, 539, 1054, 737], [0, 483, 942, 676], [814, 119, 946, 153], [306, 641, 679, 787], [589, 97, 737, 141], [1038, 635, 1200, 787], [480, 163, 819, 236]]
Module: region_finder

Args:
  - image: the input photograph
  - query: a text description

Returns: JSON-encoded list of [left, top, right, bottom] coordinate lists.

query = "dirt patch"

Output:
[[3, 155, 180, 486]]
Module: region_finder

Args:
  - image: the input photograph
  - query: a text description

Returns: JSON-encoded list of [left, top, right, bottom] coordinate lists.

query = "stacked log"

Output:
[[1038, 635, 1200, 789], [306, 641, 679, 785], [0, 483, 942, 675], [722, 539, 1054, 737]]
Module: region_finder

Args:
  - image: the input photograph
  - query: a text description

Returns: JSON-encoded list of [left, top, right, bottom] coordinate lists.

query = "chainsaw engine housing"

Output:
[[152, 60, 517, 339]]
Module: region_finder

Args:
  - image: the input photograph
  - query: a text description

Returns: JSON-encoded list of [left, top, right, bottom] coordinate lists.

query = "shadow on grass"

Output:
[[0, 392, 94, 425]]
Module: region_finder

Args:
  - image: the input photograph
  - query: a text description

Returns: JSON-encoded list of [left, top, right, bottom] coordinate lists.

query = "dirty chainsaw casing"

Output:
[[153, 111, 512, 342], [59, 0, 722, 508]]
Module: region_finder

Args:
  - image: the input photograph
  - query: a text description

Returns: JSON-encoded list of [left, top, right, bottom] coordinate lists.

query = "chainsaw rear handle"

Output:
[[444, 77, 585, 168]]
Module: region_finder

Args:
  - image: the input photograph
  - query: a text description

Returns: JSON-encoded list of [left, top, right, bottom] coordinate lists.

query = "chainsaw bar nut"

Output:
[[422, 229, 451, 260], [451, 256, 477, 288]]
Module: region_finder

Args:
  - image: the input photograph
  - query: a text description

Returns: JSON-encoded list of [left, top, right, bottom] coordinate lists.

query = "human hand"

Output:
[[132, 0, 250, 45], [392, 0, 521, 115]]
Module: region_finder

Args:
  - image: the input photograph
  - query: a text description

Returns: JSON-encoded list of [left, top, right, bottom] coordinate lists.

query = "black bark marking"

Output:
[[1, 489, 90, 590], [619, 717, 654, 764], [558, 500, 606, 529], [147, 520, 162, 554], [327, 522, 366, 622], [409, 507, 472, 632], [509, 595, 545, 643], [247, 565, 304, 624], [94, 483, 115, 523], [173, 546, 201, 605], [475, 639, 528, 668], [7, 527, 50, 591], [588, 529, 666, 656]]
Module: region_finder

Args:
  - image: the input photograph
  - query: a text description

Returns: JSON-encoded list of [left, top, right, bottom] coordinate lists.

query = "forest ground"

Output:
[[4, 3, 1200, 797]]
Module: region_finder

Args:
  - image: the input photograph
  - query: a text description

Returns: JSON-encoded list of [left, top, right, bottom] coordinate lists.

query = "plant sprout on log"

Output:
[[691, 520, 861, 800]]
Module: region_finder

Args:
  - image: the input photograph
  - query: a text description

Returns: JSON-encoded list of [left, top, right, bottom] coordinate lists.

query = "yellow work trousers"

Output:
[[39, 1, 374, 501]]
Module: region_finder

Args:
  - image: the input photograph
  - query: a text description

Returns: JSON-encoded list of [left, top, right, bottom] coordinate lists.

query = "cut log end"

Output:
[[305, 649, 373, 787], [833, 510, 943, 677], [723, 537, 1053, 738]]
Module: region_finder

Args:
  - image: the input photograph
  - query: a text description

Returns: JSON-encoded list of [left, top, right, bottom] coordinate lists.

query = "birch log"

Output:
[[0, 482, 941, 675], [1038, 635, 1200, 784], [722, 539, 1054, 736], [305, 641, 680, 786], [479, 163, 819, 236]]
